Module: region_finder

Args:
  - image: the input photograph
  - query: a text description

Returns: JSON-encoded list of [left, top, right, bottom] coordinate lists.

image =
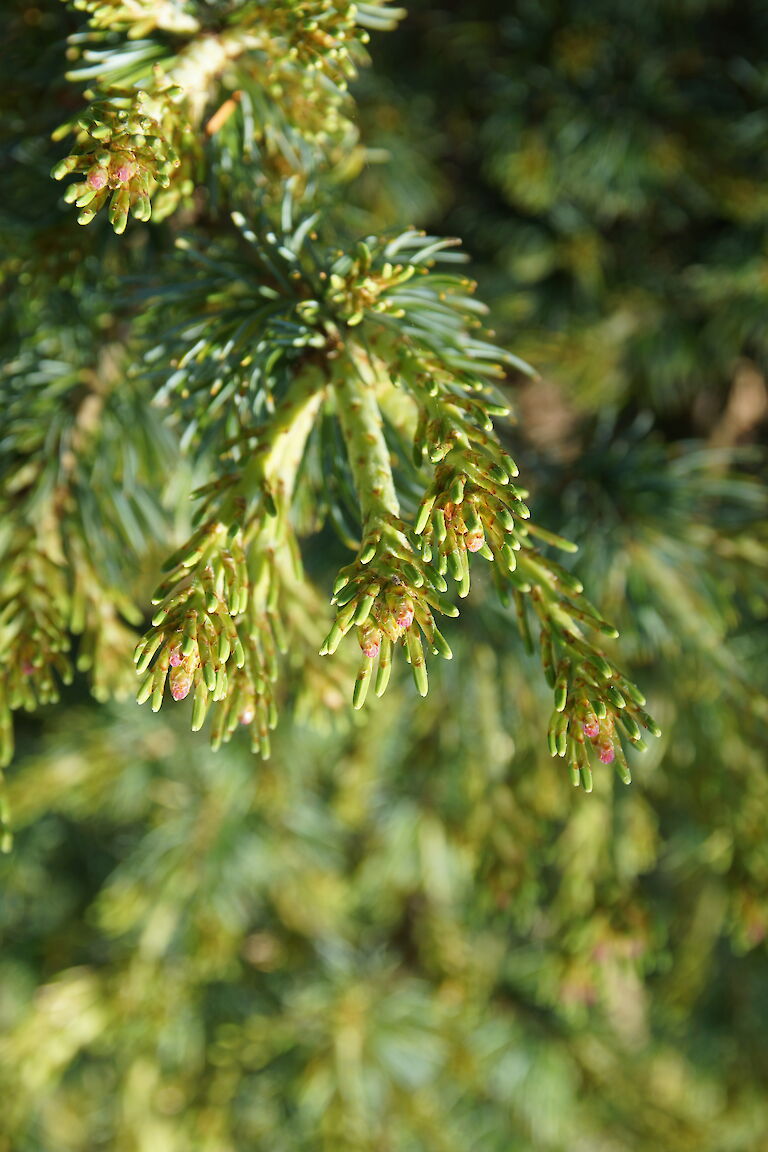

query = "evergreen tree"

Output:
[[1, 2, 766, 1150]]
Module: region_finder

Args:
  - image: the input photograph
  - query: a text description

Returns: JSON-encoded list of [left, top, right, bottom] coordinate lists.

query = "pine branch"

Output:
[[4, 0, 673, 790], [128, 211, 661, 780], [134, 367, 328, 756], [0, 337, 166, 775], [52, 0, 405, 230], [323, 360, 455, 705]]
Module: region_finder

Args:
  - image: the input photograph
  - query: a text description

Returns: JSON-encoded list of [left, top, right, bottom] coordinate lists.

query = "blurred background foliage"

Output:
[[2, 0, 768, 1149]]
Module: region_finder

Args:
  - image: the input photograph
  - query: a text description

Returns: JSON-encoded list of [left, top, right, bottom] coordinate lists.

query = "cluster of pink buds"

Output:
[[324, 524, 456, 708], [86, 157, 136, 190], [357, 589, 416, 659], [52, 88, 184, 233]]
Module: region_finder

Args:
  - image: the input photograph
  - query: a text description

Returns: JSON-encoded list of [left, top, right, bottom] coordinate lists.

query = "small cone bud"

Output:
[[394, 597, 415, 630], [168, 644, 183, 667], [169, 669, 192, 701], [87, 167, 108, 190], [359, 622, 382, 659], [465, 530, 485, 553], [581, 703, 601, 740], [114, 161, 136, 184], [598, 741, 615, 764], [239, 705, 255, 725], [169, 653, 196, 701], [21, 661, 35, 676]]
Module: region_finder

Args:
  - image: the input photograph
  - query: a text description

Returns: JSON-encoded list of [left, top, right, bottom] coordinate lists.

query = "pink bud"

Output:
[[598, 742, 615, 764], [87, 167, 108, 190], [239, 706, 255, 726], [582, 719, 600, 740], [168, 645, 183, 667], [169, 666, 192, 700], [21, 661, 35, 675], [359, 621, 382, 659], [114, 162, 135, 184], [394, 599, 415, 630], [361, 636, 380, 659], [465, 531, 485, 553]]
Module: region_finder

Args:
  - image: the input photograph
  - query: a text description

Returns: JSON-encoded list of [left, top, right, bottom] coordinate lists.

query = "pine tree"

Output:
[[1, 2, 767, 1150]]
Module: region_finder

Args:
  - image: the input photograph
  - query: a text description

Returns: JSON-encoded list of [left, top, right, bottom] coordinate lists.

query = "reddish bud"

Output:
[[598, 742, 615, 764], [169, 663, 193, 700], [394, 598, 415, 630], [168, 645, 183, 667], [21, 661, 35, 676], [114, 162, 136, 184], [87, 167, 108, 190], [582, 719, 600, 740], [465, 531, 485, 553], [359, 622, 382, 659], [239, 705, 255, 726]]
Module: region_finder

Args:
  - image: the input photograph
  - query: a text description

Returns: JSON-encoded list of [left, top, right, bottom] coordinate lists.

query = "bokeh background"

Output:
[[2, 1, 768, 1148]]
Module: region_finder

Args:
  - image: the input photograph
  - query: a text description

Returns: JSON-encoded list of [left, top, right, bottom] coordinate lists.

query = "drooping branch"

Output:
[[134, 363, 328, 756]]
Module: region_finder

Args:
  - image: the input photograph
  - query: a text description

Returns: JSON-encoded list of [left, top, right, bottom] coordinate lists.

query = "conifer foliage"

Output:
[[2, 3, 768, 1151], [2, 0, 660, 790]]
